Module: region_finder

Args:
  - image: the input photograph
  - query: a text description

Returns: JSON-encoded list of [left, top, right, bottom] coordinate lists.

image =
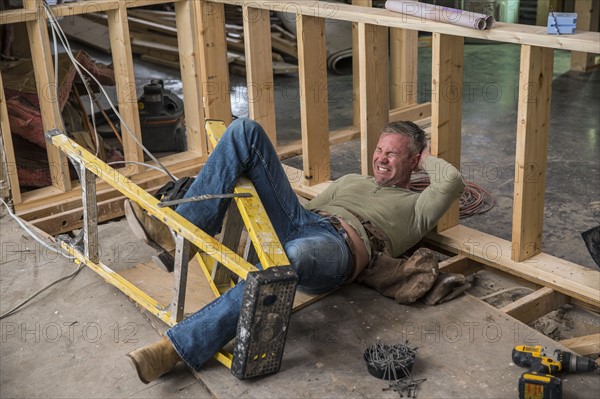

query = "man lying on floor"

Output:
[[124, 118, 465, 383]]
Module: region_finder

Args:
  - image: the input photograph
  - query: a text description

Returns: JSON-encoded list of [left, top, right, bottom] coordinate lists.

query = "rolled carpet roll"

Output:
[[385, 0, 495, 31]]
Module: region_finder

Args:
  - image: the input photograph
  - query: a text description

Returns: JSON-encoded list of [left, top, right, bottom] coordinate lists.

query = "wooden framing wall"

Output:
[[1, 0, 599, 348]]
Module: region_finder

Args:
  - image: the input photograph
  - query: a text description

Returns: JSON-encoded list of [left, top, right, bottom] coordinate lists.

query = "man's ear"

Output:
[[411, 153, 421, 171]]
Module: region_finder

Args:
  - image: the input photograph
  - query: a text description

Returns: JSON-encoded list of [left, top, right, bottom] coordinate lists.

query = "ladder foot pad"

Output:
[[232, 266, 298, 379]]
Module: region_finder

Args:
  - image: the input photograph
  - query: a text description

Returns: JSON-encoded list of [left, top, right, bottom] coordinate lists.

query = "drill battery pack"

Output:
[[519, 372, 562, 399], [231, 266, 298, 380]]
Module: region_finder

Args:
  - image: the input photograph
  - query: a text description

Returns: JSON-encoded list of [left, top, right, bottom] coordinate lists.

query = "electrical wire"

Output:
[[0, 3, 183, 320], [0, 1, 185, 320], [47, 3, 101, 158], [42, 1, 177, 182], [0, 198, 84, 320], [108, 161, 178, 178], [0, 264, 84, 320], [410, 177, 495, 218], [0, 198, 72, 259], [1, 3, 186, 320], [476, 286, 535, 301]]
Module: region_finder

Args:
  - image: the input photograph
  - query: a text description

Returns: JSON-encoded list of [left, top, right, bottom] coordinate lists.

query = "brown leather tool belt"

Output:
[[346, 210, 389, 255]]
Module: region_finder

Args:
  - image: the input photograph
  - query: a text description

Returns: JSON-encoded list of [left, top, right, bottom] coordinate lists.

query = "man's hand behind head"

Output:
[[416, 141, 431, 171]]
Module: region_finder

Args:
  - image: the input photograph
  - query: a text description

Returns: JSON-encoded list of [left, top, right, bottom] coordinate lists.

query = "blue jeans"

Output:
[[166, 118, 353, 371]]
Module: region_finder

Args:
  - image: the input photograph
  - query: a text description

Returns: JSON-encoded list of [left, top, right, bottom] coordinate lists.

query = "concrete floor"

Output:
[[0, 214, 212, 398], [1, 39, 599, 398]]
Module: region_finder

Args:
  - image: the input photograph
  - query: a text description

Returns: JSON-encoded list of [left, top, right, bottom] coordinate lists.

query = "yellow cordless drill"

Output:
[[512, 345, 598, 399]]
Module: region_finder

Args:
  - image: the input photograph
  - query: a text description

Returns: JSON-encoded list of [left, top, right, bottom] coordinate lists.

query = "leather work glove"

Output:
[[422, 272, 472, 306], [357, 248, 439, 304]]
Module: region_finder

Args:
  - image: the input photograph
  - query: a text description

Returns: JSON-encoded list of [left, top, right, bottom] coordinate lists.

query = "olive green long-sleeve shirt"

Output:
[[304, 156, 465, 258]]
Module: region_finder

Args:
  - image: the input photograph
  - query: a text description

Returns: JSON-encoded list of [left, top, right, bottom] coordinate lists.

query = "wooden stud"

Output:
[[358, 22, 389, 175], [194, 1, 232, 126], [243, 6, 276, 143], [297, 14, 330, 185], [352, 1, 372, 129], [390, 28, 418, 109], [430, 33, 464, 232], [24, 0, 71, 191], [571, 0, 600, 72], [500, 287, 569, 324], [107, 3, 144, 169], [536, 0, 565, 26], [559, 333, 600, 356], [0, 71, 21, 204], [175, 0, 208, 154], [512, 45, 553, 262]]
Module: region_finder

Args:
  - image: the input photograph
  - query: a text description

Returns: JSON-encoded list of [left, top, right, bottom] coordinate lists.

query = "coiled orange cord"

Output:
[[409, 178, 495, 218]]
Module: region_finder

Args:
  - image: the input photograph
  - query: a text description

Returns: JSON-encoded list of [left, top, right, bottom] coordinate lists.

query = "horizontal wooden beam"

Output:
[[16, 152, 205, 223], [52, 0, 120, 16], [33, 191, 137, 236], [278, 104, 431, 160], [389, 102, 432, 122], [500, 287, 569, 324], [210, 0, 600, 53], [438, 254, 482, 276], [559, 334, 600, 356], [0, 9, 37, 24], [571, 298, 600, 316], [4, 0, 598, 52], [277, 126, 360, 160], [284, 165, 330, 200], [425, 225, 600, 309], [0, 0, 182, 24]]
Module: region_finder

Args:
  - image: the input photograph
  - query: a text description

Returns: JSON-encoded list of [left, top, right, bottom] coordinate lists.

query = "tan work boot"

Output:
[[127, 336, 182, 384], [124, 199, 199, 272], [124, 199, 176, 253], [124, 199, 176, 271]]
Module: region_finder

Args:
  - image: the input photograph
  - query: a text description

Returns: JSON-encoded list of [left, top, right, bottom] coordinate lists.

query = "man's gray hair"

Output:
[[380, 121, 428, 157]]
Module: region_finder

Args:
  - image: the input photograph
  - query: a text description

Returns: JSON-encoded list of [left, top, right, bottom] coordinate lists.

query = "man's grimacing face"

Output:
[[372, 133, 420, 187]]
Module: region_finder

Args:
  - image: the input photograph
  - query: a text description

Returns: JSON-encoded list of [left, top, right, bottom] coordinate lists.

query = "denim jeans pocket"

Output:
[[284, 226, 352, 295]]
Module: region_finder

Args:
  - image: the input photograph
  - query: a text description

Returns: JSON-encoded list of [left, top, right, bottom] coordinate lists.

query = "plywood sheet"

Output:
[[192, 285, 599, 398], [118, 258, 318, 318], [59, 15, 111, 53]]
